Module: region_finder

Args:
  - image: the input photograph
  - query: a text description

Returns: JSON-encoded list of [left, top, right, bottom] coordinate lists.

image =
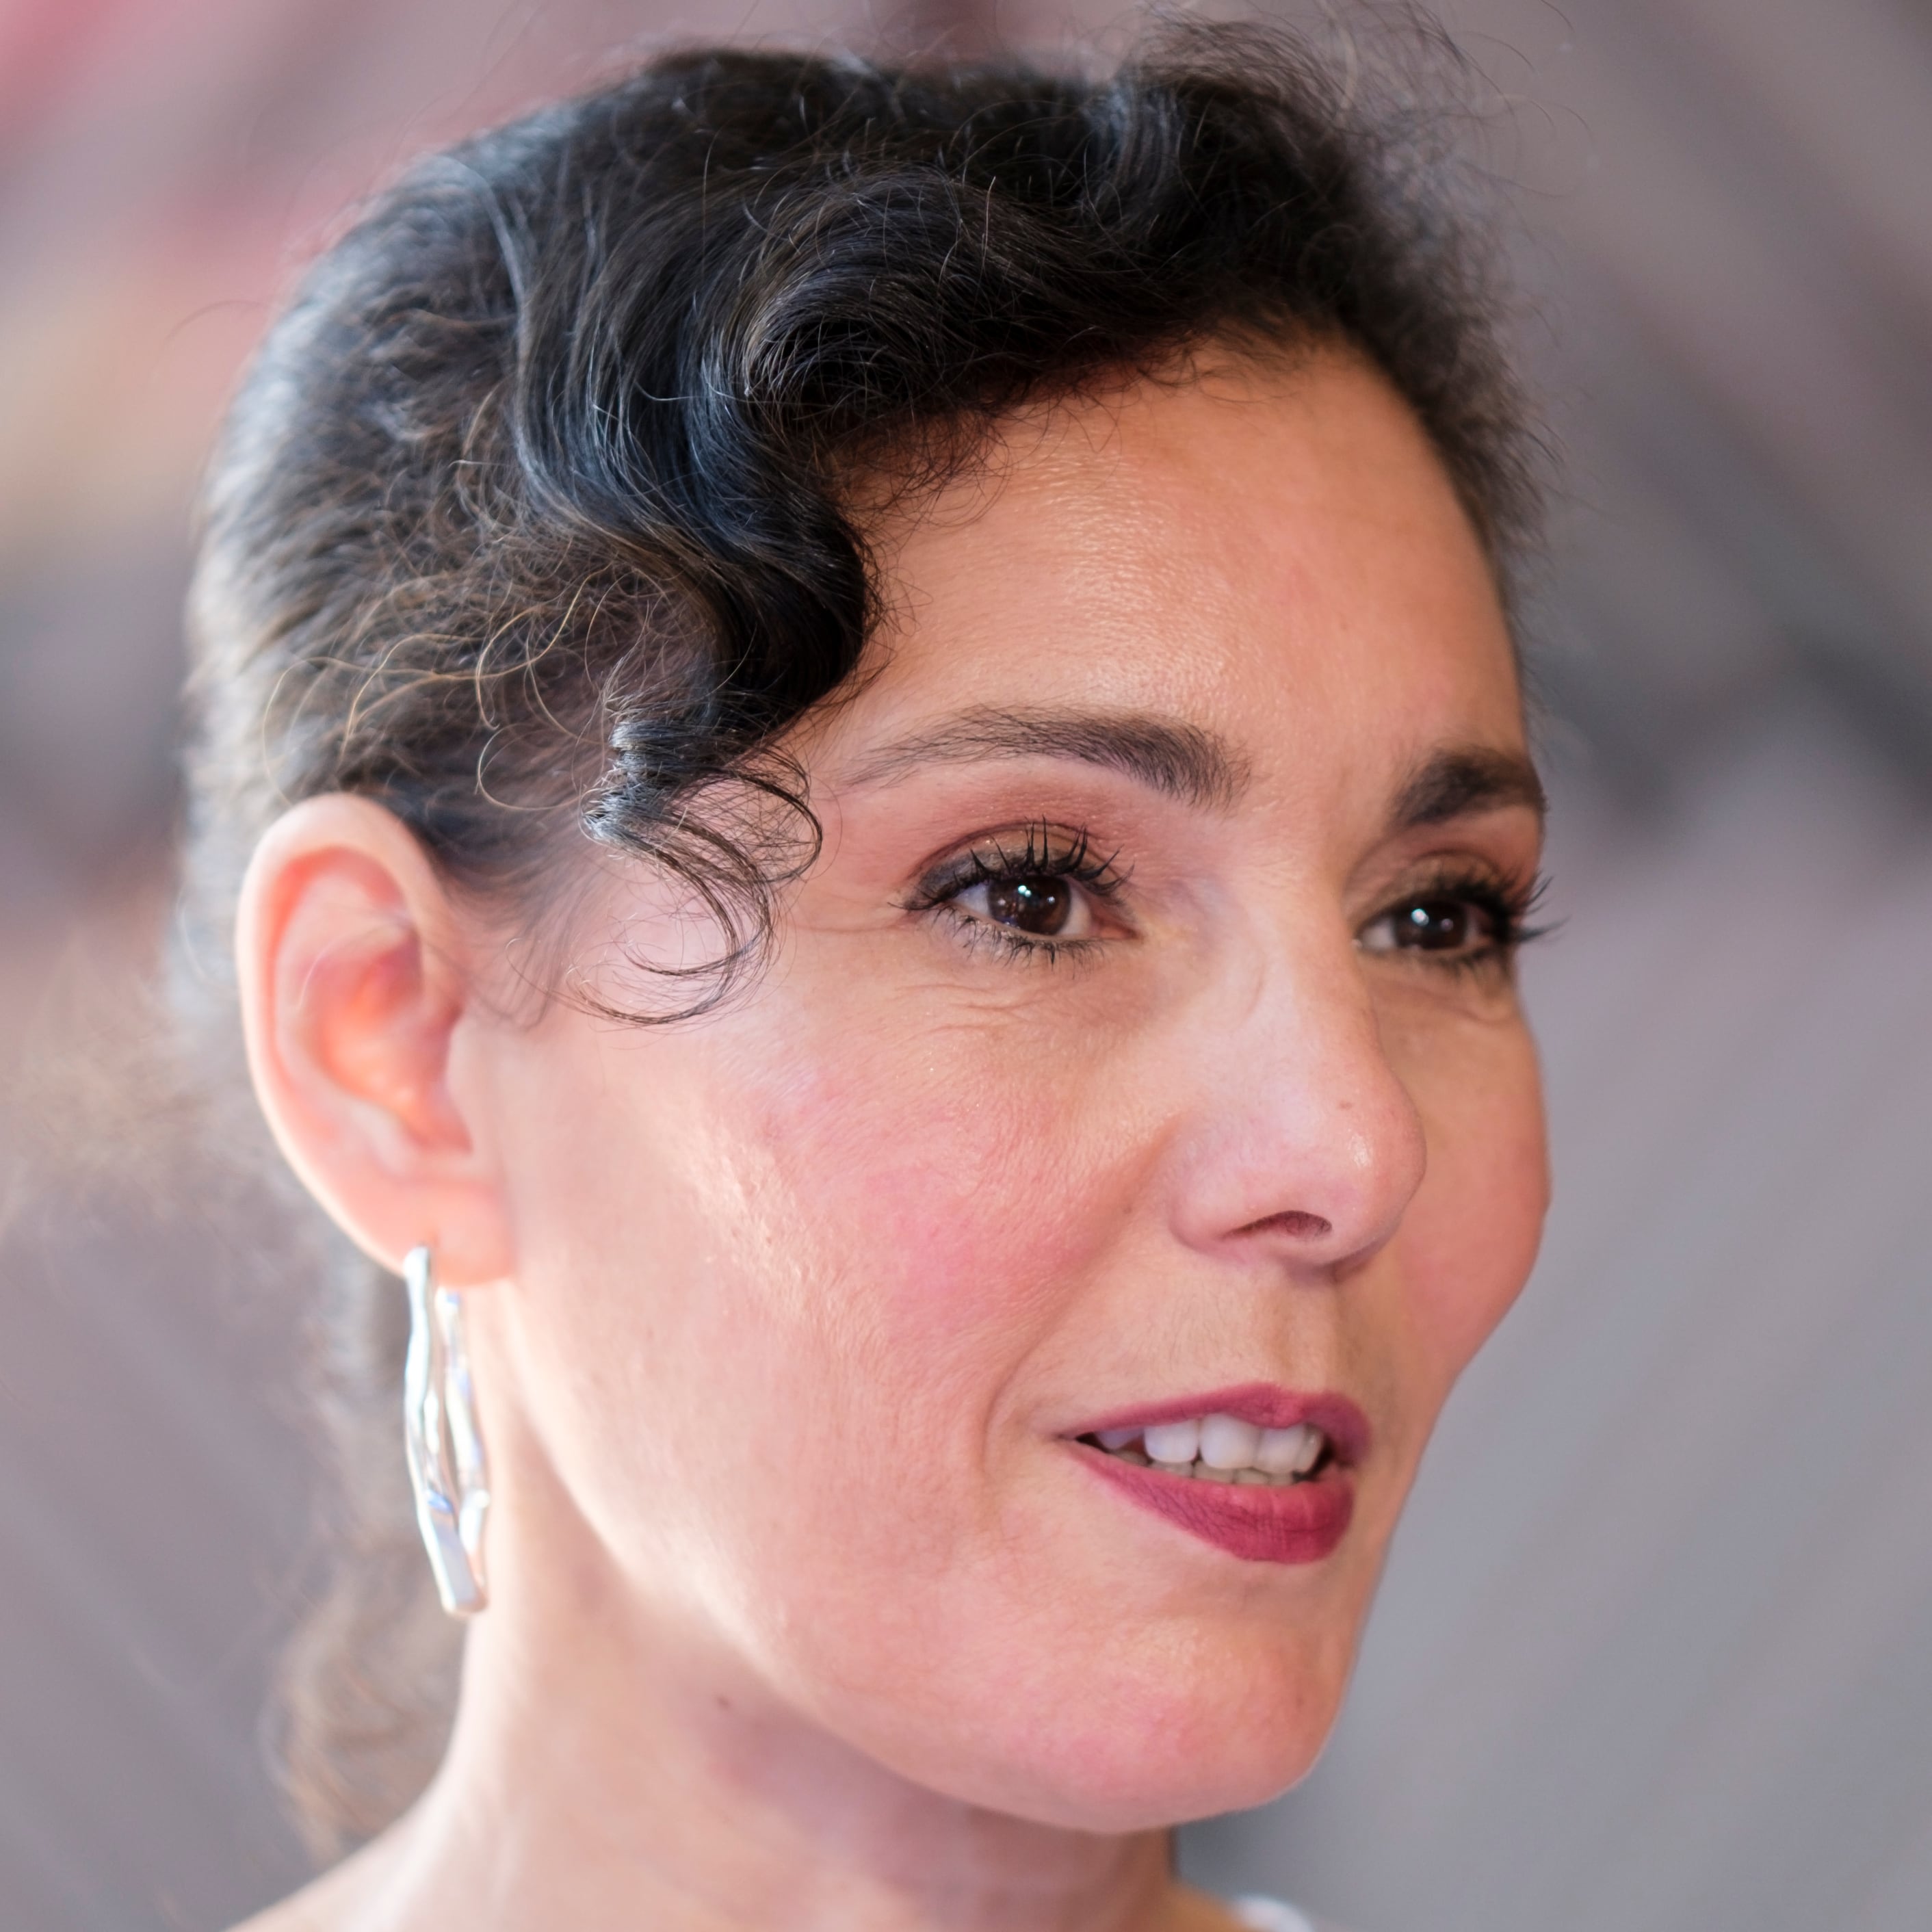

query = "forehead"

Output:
[[843, 348, 1524, 806]]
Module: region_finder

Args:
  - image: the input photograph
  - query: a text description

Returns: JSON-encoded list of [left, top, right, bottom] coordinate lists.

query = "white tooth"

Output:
[[1096, 1427, 1140, 1452], [1255, 1424, 1311, 1475], [1143, 1418, 1202, 1465], [1150, 1459, 1195, 1479], [1199, 1413, 1262, 1470], [1293, 1428, 1327, 1476]]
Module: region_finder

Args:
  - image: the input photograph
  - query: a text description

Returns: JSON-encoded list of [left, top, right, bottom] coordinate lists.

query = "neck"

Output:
[[326, 1502, 1197, 1932]]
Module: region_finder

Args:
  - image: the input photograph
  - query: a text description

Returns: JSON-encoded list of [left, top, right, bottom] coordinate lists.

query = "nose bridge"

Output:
[[1169, 920, 1427, 1268]]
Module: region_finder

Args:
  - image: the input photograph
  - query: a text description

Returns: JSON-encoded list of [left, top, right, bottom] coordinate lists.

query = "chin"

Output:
[[868, 1641, 1351, 1833], [987, 1718, 1335, 1835], [1098, 1688, 1341, 1828]]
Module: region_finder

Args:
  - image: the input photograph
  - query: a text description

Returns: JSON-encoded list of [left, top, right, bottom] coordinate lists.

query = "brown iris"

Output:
[[1393, 896, 1485, 951], [984, 876, 1073, 936]]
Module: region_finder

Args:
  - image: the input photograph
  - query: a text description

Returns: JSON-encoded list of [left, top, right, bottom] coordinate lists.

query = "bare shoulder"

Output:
[[1174, 1884, 1337, 1932], [228, 1890, 328, 1932], [229, 1901, 317, 1932], [226, 1842, 386, 1932], [1210, 1888, 1352, 1932]]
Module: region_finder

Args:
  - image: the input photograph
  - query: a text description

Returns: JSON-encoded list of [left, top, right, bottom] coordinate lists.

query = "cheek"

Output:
[[722, 1007, 1130, 1409], [1398, 1018, 1549, 1385], [517, 997, 1138, 1542]]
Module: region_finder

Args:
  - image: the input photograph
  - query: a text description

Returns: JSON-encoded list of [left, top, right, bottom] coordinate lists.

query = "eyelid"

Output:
[[1362, 850, 1536, 910], [900, 822, 1137, 968], [904, 822, 1130, 912], [1355, 862, 1550, 959]]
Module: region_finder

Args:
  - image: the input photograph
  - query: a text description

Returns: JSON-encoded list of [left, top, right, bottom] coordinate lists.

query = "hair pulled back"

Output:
[[181, 20, 1539, 1853]]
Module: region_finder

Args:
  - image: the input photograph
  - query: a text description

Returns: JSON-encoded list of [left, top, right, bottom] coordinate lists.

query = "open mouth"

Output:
[[1067, 1388, 1368, 1565], [1078, 1414, 1334, 1487]]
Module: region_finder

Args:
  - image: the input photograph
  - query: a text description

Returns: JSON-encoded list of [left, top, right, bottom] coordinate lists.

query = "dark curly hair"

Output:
[[179, 18, 1540, 1855]]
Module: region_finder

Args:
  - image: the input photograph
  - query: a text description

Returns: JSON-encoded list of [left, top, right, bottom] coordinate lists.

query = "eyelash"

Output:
[[904, 822, 1127, 964], [906, 829, 1550, 973], [1364, 864, 1551, 975]]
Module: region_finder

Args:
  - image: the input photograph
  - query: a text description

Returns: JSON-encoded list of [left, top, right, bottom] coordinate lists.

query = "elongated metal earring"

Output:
[[403, 1245, 491, 1616]]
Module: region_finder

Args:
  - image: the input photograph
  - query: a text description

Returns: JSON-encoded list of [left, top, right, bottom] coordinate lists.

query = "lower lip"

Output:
[[1077, 1447, 1355, 1565]]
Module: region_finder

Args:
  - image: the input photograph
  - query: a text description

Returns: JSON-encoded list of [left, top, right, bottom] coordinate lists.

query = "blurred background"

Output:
[[2, 0, 1929, 1927]]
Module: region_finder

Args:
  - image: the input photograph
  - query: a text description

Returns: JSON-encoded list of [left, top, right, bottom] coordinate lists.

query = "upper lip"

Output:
[[1066, 1383, 1372, 1466]]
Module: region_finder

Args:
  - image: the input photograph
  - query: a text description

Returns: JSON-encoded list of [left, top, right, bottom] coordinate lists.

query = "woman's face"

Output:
[[468, 350, 1548, 1830]]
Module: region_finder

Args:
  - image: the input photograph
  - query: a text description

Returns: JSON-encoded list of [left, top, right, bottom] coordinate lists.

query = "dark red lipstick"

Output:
[[1068, 1384, 1369, 1567]]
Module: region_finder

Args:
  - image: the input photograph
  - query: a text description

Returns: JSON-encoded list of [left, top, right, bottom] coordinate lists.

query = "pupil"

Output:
[[987, 876, 1070, 935], [1402, 898, 1469, 950]]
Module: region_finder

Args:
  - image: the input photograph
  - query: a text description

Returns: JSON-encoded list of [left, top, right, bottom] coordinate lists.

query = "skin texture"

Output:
[[233, 349, 1550, 1932]]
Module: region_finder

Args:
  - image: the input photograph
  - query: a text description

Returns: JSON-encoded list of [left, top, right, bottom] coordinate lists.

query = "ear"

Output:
[[235, 793, 512, 1285]]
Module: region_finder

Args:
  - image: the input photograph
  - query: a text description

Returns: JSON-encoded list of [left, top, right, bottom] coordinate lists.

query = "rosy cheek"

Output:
[[1401, 1056, 1548, 1385], [738, 1027, 1110, 1366]]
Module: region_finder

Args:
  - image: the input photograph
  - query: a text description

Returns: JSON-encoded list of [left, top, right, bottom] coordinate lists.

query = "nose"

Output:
[[1163, 937, 1428, 1276]]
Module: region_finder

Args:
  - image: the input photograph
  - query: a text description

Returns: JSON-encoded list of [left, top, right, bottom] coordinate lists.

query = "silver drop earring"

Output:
[[403, 1245, 491, 1616]]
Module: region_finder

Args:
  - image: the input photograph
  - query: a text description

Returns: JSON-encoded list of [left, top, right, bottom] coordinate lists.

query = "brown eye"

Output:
[[1359, 891, 1501, 959], [984, 876, 1073, 935], [917, 824, 1121, 953], [1394, 896, 1483, 951], [948, 872, 1095, 943]]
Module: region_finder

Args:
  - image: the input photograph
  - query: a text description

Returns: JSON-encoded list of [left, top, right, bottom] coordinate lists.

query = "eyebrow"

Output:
[[1393, 746, 1547, 828], [841, 707, 1543, 828], [843, 706, 1249, 809]]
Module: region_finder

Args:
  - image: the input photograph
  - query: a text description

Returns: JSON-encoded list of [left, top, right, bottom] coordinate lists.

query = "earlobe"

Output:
[[235, 793, 512, 1284]]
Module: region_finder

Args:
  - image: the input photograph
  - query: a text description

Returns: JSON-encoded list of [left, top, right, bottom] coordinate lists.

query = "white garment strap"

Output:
[[1228, 1895, 1318, 1932]]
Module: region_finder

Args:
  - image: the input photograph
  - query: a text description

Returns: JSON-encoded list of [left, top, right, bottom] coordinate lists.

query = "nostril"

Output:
[[1239, 1209, 1333, 1240]]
